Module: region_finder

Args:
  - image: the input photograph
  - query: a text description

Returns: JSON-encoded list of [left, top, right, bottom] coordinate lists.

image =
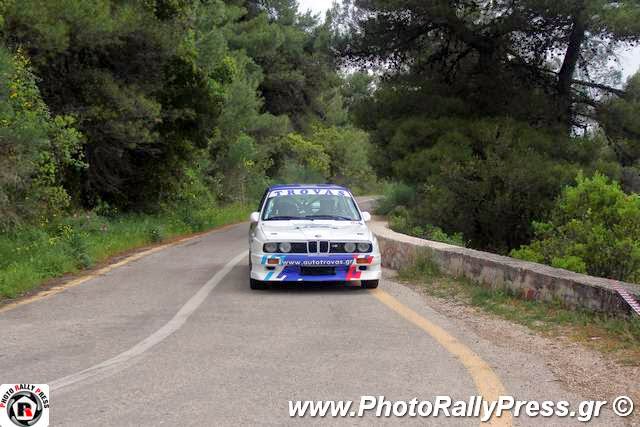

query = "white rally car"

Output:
[[248, 184, 382, 290]]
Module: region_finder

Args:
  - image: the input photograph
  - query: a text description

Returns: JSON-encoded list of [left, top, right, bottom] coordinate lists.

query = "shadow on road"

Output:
[[256, 281, 367, 294]]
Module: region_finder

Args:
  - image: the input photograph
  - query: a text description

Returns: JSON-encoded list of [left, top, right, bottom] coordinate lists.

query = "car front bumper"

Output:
[[250, 252, 382, 282]]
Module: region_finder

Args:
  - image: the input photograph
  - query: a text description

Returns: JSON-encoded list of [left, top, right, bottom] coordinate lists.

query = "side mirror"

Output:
[[361, 211, 371, 222], [250, 212, 260, 223]]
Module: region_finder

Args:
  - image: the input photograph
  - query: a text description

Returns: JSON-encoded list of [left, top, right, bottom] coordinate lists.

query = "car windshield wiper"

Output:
[[265, 216, 306, 220], [304, 215, 354, 221]]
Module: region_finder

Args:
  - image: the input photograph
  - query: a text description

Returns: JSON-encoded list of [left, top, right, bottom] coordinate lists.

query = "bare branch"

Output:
[[572, 79, 627, 98]]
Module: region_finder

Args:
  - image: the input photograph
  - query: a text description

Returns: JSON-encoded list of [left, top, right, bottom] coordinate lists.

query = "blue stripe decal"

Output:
[[264, 271, 274, 281]]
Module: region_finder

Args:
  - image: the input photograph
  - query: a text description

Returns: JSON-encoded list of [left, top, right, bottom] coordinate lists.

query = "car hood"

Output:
[[259, 221, 372, 241]]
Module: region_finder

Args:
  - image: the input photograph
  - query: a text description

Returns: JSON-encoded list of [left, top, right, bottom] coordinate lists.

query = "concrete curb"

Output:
[[370, 220, 640, 316]]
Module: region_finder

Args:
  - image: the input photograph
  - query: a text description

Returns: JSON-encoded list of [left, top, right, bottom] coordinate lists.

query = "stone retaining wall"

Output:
[[370, 220, 640, 316]]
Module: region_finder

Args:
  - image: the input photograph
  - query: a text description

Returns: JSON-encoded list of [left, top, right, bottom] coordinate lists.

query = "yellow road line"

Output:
[[371, 288, 512, 426], [0, 222, 241, 315]]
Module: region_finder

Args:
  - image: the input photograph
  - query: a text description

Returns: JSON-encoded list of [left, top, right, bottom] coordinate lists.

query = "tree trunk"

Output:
[[556, 6, 586, 127]]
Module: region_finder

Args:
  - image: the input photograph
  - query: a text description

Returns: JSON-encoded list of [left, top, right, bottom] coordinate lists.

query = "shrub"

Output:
[[375, 182, 416, 215], [95, 200, 119, 218], [370, 117, 619, 253], [0, 47, 85, 229], [214, 133, 271, 204], [67, 231, 92, 269], [398, 249, 442, 281], [177, 207, 206, 232], [147, 227, 164, 243], [388, 205, 466, 247], [511, 173, 640, 283], [274, 133, 331, 180], [407, 119, 587, 253], [276, 162, 327, 185], [309, 125, 376, 193]]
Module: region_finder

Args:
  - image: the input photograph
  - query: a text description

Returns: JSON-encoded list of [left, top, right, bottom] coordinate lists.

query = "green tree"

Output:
[[335, 0, 632, 252], [396, 118, 602, 252], [2, 0, 224, 209], [598, 72, 640, 192], [309, 125, 374, 192], [340, 0, 640, 130], [0, 47, 84, 228], [227, 0, 340, 130], [0, 0, 374, 226], [512, 173, 640, 282], [340, 72, 374, 116]]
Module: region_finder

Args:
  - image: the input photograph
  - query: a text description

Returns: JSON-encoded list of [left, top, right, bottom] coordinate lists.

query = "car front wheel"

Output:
[[361, 280, 379, 289], [250, 278, 267, 290]]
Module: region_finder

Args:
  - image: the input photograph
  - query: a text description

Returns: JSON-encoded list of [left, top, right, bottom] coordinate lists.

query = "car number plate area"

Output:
[[300, 266, 336, 276]]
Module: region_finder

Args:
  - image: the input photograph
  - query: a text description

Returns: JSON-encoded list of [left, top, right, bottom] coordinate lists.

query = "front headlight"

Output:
[[264, 242, 278, 253], [279, 242, 292, 253], [344, 242, 356, 252], [357, 242, 371, 252]]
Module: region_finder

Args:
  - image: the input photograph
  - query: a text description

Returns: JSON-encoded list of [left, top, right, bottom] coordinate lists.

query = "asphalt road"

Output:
[[0, 223, 627, 426]]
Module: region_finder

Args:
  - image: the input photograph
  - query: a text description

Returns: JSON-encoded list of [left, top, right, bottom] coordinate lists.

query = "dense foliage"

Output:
[[340, 0, 640, 130], [598, 73, 640, 192], [0, 46, 84, 229], [512, 174, 640, 283], [335, 0, 640, 271], [0, 0, 376, 229]]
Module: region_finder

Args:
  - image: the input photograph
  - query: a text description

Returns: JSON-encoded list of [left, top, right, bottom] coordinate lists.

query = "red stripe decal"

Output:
[[612, 283, 640, 316]]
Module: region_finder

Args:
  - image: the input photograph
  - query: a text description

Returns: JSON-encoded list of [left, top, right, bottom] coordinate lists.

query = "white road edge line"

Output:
[[50, 250, 249, 392]]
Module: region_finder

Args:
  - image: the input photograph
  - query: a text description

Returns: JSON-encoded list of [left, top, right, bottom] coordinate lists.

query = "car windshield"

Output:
[[262, 190, 361, 221]]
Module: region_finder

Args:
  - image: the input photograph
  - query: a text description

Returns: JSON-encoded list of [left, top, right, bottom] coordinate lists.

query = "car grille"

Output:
[[306, 240, 330, 253]]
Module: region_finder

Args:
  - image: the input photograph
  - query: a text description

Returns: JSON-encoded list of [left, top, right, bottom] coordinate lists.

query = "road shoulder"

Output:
[[381, 269, 638, 426]]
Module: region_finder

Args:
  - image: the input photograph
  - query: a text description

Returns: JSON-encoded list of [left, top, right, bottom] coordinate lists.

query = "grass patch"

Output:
[[398, 251, 640, 365], [0, 203, 250, 300]]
